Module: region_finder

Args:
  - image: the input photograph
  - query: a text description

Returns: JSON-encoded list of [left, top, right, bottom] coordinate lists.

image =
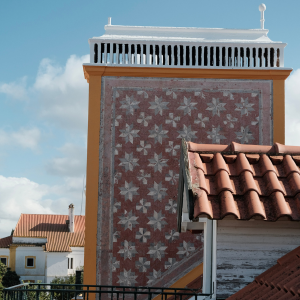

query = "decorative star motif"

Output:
[[165, 199, 177, 214], [177, 125, 197, 141], [165, 170, 179, 185], [165, 229, 180, 242], [223, 114, 238, 128], [147, 242, 167, 261], [135, 257, 150, 272], [136, 140, 151, 155], [165, 141, 180, 156], [119, 124, 140, 144], [147, 269, 162, 284], [120, 95, 140, 115], [137, 170, 151, 184], [118, 241, 138, 260], [147, 210, 167, 231], [149, 124, 168, 144], [148, 153, 168, 173], [207, 125, 226, 144], [177, 241, 195, 258], [119, 152, 139, 172], [149, 96, 169, 116], [194, 113, 209, 128], [148, 182, 167, 202], [235, 126, 254, 144], [137, 112, 152, 126], [235, 97, 255, 116], [165, 113, 180, 127], [118, 210, 139, 231], [177, 97, 197, 116], [117, 269, 138, 286], [119, 181, 139, 201], [206, 98, 226, 117], [135, 228, 151, 243], [136, 199, 151, 213]]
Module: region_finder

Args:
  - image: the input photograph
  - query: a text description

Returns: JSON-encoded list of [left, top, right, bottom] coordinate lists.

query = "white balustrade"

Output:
[[89, 41, 285, 68]]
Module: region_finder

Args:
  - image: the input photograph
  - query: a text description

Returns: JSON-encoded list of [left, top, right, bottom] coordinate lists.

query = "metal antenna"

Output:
[[259, 4, 266, 29], [80, 174, 85, 216]]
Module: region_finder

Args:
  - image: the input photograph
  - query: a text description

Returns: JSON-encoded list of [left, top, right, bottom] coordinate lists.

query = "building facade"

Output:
[[83, 4, 291, 293], [0, 205, 85, 283]]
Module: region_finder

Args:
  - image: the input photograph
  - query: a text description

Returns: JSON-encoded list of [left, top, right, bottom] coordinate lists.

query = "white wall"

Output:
[[67, 247, 84, 275], [15, 246, 46, 283], [46, 252, 68, 283], [216, 220, 300, 299], [0, 248, 10, 266]]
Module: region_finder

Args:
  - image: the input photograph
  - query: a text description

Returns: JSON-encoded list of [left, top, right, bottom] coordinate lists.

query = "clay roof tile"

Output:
[[13, 214, 85, 252], [229, 245, 300, 299], [184, 141, 300, 221]]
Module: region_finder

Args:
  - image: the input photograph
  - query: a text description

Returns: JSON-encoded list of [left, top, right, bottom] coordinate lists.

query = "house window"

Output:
[[0, 257, 7, 266], [25, 256, 36, 269], [68, 258, 73, 269]]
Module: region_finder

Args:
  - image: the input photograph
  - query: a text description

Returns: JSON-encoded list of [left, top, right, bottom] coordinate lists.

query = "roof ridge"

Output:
[[187, 141, 300, 155]]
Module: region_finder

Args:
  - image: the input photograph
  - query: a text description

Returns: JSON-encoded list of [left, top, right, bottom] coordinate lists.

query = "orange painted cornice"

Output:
[[83, 65, 292, 82]]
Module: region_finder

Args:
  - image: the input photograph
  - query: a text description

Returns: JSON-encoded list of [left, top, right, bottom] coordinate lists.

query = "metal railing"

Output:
[[3, 283, 211, 300]]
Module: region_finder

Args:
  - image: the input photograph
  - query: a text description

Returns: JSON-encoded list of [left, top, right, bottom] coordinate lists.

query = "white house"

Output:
[[0, 204, 85, 283]]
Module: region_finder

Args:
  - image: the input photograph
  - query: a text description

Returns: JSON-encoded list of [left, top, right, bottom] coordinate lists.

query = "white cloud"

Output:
[[34, 54, 89, 131], [0, 175, 85, 238], [286, 69, 300, 145], [0, 77, 27, 100], [45, 143, 86, 177], [0, 127, 41, 150]]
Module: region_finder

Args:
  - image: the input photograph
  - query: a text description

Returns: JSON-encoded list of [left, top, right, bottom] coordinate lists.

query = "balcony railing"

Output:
[[3, 283, 211, 300], [89, 41, 285, 68]]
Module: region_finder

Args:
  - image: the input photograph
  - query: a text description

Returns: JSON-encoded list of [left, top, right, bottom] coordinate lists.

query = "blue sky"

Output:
[[0, 0, 300, 237]]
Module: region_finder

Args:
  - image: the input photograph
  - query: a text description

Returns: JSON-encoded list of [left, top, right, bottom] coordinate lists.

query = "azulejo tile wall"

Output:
[[97, 77, 273, 286]]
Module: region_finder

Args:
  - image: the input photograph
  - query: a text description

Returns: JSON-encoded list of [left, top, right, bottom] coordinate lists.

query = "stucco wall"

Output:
[[15, 246, 46, 278], [67, 247, 84, 275], [46, 252, 68, 278], [96, 76, 273, 286], [216, 220, 300, 299], [0, 248, 10, 266]]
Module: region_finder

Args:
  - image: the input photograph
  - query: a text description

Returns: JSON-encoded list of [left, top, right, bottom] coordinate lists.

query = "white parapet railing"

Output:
[[88, 41, 285, 68]]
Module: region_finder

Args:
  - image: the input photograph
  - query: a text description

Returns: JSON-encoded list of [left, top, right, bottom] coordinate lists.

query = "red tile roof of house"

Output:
[[13, 214, 85, 252], [228, 245, 300, 299], [186, 141, 300, 221], [0, 235, 12, 248]]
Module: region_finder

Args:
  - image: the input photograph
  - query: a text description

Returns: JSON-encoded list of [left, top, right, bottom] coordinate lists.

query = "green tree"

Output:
[[0, 263, 8, 300], [50, 272, 83, 300], [0, 262, 6, 280], [1, 268, 20, 288], [22, 281, 50, 300]]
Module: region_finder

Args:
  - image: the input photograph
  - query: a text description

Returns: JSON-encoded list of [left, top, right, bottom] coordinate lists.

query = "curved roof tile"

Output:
[[186, 141, 300, 221]]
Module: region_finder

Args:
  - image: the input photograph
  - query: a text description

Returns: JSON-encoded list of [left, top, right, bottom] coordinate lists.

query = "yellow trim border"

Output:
[[153, 263, 203, 300], [25, 256, 36, 269]]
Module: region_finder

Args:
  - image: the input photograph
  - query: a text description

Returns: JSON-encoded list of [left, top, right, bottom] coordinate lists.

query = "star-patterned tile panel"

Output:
[[97, 77, 273, 287]]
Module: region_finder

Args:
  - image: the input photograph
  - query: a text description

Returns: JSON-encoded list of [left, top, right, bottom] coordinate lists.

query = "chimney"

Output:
[[68, 203, 75, 233]]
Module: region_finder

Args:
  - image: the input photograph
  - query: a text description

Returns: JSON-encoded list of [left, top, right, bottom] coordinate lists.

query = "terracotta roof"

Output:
[[13, 214, 85, 252], [228, 245, 300, 299], [185, 141, 300, 221], [0, 235, 12, 248]]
